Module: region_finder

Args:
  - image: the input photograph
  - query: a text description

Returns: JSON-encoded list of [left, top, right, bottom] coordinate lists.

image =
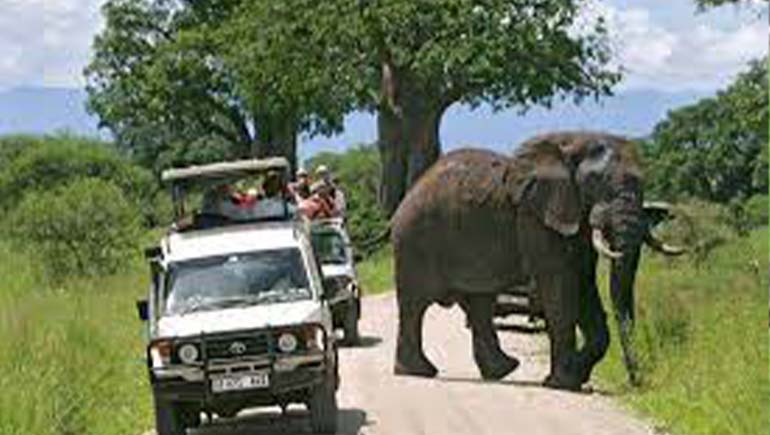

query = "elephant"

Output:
[[390, 131, 683, 390]]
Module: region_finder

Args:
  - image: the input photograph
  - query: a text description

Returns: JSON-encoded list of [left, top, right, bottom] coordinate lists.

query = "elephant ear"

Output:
[[515, 155, 582, 236]]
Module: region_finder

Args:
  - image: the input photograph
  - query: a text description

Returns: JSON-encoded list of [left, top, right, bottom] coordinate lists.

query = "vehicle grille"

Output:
[[204, 333, 271, 360]]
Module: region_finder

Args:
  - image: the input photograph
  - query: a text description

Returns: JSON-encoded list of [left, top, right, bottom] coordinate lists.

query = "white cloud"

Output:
[[0, 0, 104, 90], [588, 1, 769, 92], [0, 0, 765, 93]]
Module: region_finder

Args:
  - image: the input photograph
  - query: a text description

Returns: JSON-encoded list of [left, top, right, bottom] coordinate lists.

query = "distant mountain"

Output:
[[0, 86, 710, 157], [0, 87, 101, 137]]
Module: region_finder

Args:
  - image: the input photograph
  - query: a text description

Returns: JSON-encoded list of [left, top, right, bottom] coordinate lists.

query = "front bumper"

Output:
[[151, 353, 328, 407]]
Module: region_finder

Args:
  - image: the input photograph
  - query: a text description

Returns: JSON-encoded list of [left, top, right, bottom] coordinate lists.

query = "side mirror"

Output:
[[144, 246, 162, 260], [136, 299, 149, 321]]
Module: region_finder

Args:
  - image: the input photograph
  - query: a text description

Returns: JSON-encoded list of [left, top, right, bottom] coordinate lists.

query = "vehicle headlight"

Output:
[[150, 340, 172, 368], [277, 332, 298, 353], [177, 343, 199, 364], [314, 327, 325, 351]]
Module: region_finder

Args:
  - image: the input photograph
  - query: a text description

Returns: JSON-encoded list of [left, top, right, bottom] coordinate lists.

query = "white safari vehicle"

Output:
[[310, 218, 362, 344], [136, 158, 339, 435]]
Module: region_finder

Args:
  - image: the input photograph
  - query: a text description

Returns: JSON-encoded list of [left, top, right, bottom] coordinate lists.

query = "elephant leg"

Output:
[[538, 272, 582, 391], [574, 252, 610, 384], [575, 282, 610, 384], [461, 295, 520, 380], [394, 296, 438, 378]]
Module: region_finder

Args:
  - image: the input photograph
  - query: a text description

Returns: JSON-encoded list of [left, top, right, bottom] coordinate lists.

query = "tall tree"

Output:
[[643, 58, 768, 203], [85, 0, 251, 170], [228, 0, 619, 213], [85, 0, 351, 171]]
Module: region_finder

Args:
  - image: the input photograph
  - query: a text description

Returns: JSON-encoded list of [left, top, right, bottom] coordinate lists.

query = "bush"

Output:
[[655, 200, 737, 266], [5, 178, 142, 279], [0, 134, 168, 227]]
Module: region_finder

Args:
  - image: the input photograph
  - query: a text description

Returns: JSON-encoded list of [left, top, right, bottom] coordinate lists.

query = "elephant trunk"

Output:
[[609, 247, 642, 385], [591, 194, 646, 385]]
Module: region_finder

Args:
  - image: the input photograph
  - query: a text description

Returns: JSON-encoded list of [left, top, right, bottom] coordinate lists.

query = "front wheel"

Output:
[[154, 398, 186, 435], [308, 373, 338, 434], [342, 300, 360, 345]]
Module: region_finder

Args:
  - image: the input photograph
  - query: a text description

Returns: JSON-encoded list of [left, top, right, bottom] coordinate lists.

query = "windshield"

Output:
[[164, 248, 312, 316], [311, 230, 348, 265]]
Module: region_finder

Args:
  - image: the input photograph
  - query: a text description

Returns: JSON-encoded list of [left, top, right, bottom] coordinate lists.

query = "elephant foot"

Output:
[[478, 354, 520, 381], [394, 355, 438, 378], [542, 372, 582, 392]]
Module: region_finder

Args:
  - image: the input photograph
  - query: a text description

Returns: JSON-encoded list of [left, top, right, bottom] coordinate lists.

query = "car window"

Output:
[[311, 230, 348, 265], [164, 248, 311, 315]]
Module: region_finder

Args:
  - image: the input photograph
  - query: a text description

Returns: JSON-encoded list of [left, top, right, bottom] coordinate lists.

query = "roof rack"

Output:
[[161, 157, 290, 182]]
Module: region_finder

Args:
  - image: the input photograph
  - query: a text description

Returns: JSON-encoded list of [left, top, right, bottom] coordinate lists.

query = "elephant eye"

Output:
[[587, 143, 607, 159]]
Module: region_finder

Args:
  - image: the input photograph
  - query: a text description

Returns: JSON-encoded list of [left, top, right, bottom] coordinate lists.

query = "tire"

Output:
[[308, 373, 338, 434], [342, 300, 360, 345], [154, 398, 186, 435]]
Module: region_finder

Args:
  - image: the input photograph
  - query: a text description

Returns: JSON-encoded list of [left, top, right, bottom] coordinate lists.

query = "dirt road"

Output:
[[185, 294, 657, 435]]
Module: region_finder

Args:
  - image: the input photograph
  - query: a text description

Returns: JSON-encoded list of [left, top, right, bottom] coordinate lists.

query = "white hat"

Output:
[[297, 168, 308, 176], [315, 165, 329, 175]]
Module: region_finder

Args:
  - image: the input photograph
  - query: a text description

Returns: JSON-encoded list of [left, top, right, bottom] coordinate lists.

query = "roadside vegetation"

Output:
[[0, 135, 155, 434]]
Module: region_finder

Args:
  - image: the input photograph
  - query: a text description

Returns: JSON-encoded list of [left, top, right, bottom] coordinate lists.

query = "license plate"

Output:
[[211, 372, 270, 393]]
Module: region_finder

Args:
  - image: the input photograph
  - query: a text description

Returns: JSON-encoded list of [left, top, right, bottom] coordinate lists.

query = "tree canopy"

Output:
[[643, 58, 768, 204], [223, 0, 619, 212], [87, 0, 618, 213]]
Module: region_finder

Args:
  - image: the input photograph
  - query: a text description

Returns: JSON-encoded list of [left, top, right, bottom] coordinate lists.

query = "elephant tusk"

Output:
[[592, 228, 623, 260], [642, 201, 674, 213], [644, 232, 686, 256]]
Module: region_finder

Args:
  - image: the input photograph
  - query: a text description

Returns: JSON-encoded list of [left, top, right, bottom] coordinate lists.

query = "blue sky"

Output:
[[0, 0, 766, 155]]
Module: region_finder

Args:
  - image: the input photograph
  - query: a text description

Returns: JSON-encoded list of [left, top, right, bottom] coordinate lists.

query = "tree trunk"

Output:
[[376, 62, 443, 215], [255, 116, 299, 174]]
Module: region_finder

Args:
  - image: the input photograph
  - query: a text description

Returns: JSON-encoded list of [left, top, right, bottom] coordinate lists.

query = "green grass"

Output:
[[358, 245, 394, 296], [0, 241, 152, 435], [595, 227, 768, 435]]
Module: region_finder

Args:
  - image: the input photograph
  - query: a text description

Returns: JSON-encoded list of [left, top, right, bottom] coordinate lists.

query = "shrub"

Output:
[[5, 178, 142, 279], [656, 200, 736, 266], [0, 134, 167, 227]]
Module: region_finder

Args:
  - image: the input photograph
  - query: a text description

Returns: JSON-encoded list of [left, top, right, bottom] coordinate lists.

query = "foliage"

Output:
[[85, 0, 249, 169], [695, 0, 768, 9], [643, 59, 768, 203], [305, 144, 388, 246], [0, 242, 152, 435], [0, 134, 167, 227], [227, 0, 619, 112], [5, 178, 143, 279], [357, 245, 394, 296], [85, 0, 349, 170], [596, 227, 768, 435]]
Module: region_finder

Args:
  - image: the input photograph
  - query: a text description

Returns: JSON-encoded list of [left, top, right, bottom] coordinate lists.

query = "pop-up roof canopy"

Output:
[[161, 157, 290, 183]]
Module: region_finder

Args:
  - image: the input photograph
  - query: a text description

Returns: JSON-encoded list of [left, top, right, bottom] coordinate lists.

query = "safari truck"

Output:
[[135, 158, 339, 435], [310, 218, 362, 344]]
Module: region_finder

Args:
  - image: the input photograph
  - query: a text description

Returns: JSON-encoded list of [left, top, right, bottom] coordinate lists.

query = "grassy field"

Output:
[[0, 241, 152, 435], [356, 228, 768, 435], [0, 226, 764, 435], [594, 227, 768, 435]]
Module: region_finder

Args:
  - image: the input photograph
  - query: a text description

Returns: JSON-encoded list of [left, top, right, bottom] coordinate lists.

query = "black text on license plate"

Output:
[[211, 372, 270, 393]]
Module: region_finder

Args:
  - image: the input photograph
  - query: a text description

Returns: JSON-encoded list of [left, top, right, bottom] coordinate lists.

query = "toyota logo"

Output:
[[229, 341, 247, 355]]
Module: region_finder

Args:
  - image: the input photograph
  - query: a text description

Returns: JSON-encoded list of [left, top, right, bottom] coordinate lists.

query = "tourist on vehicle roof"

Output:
[[289, 167, 311, 201]]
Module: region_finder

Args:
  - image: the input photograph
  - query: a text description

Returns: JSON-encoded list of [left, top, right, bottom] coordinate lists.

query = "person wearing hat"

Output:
[[289, 167, 311, 201], [298, 182, 336, 220], [314, 165, 347, 218]]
